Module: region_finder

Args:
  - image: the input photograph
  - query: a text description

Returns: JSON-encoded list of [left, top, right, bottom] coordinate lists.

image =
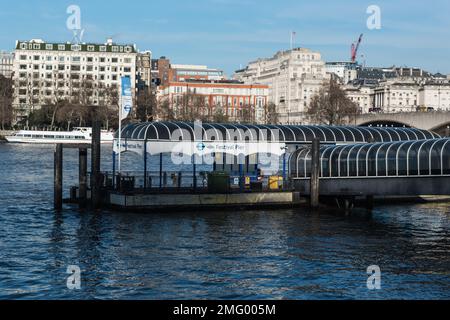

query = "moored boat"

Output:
[[5, 127, 114, 144]]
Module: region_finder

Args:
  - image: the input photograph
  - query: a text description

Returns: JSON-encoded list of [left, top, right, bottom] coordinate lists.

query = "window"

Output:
[[124, 46, 132, 53], [72, 56, 81, 62], [33, 44, 41, 50], [124, 67, 131, 73], [86, 65, 93, 72], [20, 43, 27, 50], [112, 46, 119, 52], [112, 58, 118, 63], [71, 45, 81, 51], [87, 57, 93, 62], [100, 46, 106, 52], [46, 44, 53, 50], [20, 55, 27, 60], [33, 55, 40, 61], [87, 45, 95, 52], [100, 57, 106, 63]]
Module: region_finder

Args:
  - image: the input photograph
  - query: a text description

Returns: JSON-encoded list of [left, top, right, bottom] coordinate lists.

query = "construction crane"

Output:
[[351, 34, 363, 63]]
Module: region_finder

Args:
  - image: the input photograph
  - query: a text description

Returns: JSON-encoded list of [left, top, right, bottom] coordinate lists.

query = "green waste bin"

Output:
[[207, 172, 230, 193]]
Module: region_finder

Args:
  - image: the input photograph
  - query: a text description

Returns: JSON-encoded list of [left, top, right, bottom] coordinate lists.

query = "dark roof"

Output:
[[117, 122, 440, 143]]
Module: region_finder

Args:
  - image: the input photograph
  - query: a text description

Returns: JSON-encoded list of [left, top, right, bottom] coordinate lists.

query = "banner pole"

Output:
[[118, 88, 122, 173]]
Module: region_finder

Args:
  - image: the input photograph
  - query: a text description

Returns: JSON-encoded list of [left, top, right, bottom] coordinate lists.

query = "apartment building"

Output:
[[12, 38, 137, 122], [0, 51, 14, 78], [158, 79, 269, 123], [234, 48, 327, 124]]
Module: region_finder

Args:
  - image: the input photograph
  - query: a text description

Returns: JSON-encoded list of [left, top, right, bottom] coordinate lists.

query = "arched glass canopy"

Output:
[[291, 139, 450, 178], [117, 122, 439, 144]]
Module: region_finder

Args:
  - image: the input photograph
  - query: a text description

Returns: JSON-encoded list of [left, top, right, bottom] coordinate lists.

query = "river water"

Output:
[[0, 142, 449, 300]]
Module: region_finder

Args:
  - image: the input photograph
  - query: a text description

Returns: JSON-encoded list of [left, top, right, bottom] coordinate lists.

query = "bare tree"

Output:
[[306, 79, 360, 125], [136, 88, 157, 122], [264, 102, 279, 124], [0, 75, 13, 130]]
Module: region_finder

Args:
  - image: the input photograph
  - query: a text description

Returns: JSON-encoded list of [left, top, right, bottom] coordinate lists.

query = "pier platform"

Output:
[[107, 191, 305, 212]]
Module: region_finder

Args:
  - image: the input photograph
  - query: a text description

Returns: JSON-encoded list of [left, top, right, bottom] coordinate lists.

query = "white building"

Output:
[[419, 82, 450, 111], [13, 38, 137, 123], [0, 51, 14, 78], [234, 48, 327, 124], [325, 62, 358, 85], [373, 80, 420, 113], [344, 85, 374, 114]]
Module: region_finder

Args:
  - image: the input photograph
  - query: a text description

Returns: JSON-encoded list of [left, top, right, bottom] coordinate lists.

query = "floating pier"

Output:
[[54, 121, 450, 212]]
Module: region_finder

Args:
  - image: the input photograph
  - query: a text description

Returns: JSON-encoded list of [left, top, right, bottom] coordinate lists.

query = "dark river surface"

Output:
[[0, 142, 449, 300]]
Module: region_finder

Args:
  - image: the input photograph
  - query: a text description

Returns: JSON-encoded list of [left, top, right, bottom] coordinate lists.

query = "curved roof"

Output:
[[117, 122, 440, 143], [291, 138, 450, 178]]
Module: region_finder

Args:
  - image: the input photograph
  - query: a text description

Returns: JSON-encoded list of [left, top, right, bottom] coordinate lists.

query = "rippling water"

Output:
[[0, 142, 449, 300]]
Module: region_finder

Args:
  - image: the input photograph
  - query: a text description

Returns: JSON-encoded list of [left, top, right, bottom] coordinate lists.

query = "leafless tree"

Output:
[[0, 75, 13, 130], [306, 79, 360, 125], [264, 102, 279, 124]]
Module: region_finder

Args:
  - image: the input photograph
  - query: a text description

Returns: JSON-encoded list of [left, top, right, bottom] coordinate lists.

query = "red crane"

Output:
[[351, 34, 363, 63]]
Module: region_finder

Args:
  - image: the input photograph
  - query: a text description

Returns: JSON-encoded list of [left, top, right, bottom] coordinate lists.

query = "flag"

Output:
[[120, 76, 133, 121]]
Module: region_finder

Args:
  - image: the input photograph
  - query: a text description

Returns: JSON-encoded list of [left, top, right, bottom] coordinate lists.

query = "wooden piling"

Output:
[[91, 120, 101, 209], [310, 138, 320, 208], [54, 144, 63, 211], [79, 148, 88, 209]]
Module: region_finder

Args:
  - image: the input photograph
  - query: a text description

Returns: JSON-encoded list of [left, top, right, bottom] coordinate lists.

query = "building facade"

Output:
[[234, 48, 327, 124], [419, 82, 450, 111], [325, 62, 358, 85], [158, 80, 269, 123], [344, 85, 375, 114], [0, 51, 14, 78], [12, 38, 137, 123], [136, 51, 152, 91], [373, 80, 420, 113]]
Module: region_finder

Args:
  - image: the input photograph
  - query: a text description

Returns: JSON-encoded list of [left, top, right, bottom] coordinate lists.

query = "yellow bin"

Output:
[[269, 176, 283, 190]]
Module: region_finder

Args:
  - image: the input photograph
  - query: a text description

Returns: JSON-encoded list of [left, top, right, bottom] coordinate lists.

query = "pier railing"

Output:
[[87, 171, 293, 194]]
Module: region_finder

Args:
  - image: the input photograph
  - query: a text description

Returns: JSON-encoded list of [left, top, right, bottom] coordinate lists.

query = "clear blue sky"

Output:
[[1, 0, 449, 76]]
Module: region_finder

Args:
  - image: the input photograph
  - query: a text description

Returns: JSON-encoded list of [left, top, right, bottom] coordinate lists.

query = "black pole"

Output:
[[144, 140, 148, 190], [193, 154, 197, 192], [79, 148, 88, 209], [54, 144, 63, 211], [91, 120, 101, 209], [159, 153, 163, 190], [310, 138, 320, 208]]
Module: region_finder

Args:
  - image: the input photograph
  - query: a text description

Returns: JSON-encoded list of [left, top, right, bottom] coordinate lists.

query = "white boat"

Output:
[[5, 127, 114, 144]]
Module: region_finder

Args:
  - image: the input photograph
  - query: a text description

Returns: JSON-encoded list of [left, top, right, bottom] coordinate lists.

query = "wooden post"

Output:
[[366, 195, 374, 210], [79, 148, 88, 209], [91, 120, 101, 209], [310, 138, 320, 208], [54, 144, 63, 211]]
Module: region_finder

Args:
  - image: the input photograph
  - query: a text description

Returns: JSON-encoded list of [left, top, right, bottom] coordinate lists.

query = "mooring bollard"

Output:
[[91, 120, 101, 209], [79, 148, 88, 209], [54, 144, 63, 211], [310, 138, 320, 208]]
